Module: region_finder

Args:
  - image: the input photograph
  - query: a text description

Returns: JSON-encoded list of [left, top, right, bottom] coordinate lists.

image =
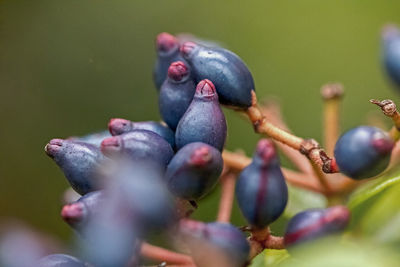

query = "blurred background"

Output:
[[1, 0, 400, 242]]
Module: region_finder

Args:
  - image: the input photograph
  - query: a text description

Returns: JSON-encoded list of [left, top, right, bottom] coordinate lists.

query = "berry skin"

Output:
[[180, 41, 255, 108], [154, 32, 187, 90], [165, 142, 223, 200], [334, 126, 394, 179], [382, 25, 400, 87], [284, 206, 350, 247], [175, 79, 227, 151], [159, 61, 196, 130], [235, 139, 288, 228], [68, 130, 111, 147], [108, 118, 175, 148], [101, 130, 174, 169], [45, 139, 106, 195], [37, 254, 88, 267], [180, 220, 250, 267]]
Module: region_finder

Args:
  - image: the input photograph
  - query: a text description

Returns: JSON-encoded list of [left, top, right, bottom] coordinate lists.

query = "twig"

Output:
[[370, 99, 400, 141], [216, 171, 237, 222], [247, 227, 285, 260], [140, 243, 195, 266]]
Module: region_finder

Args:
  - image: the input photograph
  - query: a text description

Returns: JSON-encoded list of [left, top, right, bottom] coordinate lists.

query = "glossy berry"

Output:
[[37, 254, 87, 267], [175, 79, 227, 151], [68, 130, 111, 147], [284, 206, 350, 247], [180, 41, 255, 108], [101, 130, 174, 169], [382, 25, 400, 87], [235, 139, 288, 228], [180, 220, 249, 267], [108, 118, 175, 148], [165, 142, 223, 200], [334, 126, 394, 179], [159, 61, 196, 130], [45, 139, 105, 195], [153, 32, 187, 90]]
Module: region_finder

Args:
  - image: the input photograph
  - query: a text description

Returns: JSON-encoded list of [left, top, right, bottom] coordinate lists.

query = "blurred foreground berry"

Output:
[[36, 254, 88, 267], [382, 24, 400, 88], [68, 130, 111, 147]]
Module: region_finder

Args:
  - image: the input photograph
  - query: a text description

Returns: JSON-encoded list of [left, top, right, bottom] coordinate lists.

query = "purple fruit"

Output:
[[284, 206, 350, 247], [159, 61, 196, 130], [108, 118, 175, 148], [153, 32, 187, 90], [45, 139, 105, 195], [235, 139, 288, 228], [165, 142, 223, 200], [175, 79, 227, 151], [36, 254, 87, 267], [101, 130, 174, 169], [180, 41, 255, 108], [382, 25, 400, 88]]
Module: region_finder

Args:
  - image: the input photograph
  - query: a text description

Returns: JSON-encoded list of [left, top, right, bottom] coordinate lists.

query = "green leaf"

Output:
[[249, 249, 290, 267]]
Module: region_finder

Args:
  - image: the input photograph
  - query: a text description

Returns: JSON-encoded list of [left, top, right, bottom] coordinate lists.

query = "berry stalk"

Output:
[[370, 99, 400, 141], [140, 242, 195, 266], [216, 171, 237, 222]]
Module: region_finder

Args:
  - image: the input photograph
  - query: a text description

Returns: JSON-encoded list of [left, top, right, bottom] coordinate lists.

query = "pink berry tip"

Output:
[[180, 41, 197, 58], [44, 138, 64, 157], [167, 61, 189, 81], [256, 139, 277, 163], [382, 24, 400, 41], [61, 202, 85, 225], [108, 118, 131, 136], [372, 137, 394, 155], [156, 32, 178, 53], [190, 146, 212, 166], [325, 206, 351, 226], [101, 136, 122, 155], [195, 79, 216, 97]]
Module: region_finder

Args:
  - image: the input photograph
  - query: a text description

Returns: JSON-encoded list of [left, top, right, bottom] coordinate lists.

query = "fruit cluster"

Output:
[[3, 26, 400, 267]]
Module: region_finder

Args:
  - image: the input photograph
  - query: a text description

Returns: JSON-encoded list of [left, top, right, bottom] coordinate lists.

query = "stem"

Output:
[[216, 172, 237, 222], [244, 91, 339, 174], [370, 99, 400, 141], [248, 227, 285, 260], [140, 243, 195, 266]]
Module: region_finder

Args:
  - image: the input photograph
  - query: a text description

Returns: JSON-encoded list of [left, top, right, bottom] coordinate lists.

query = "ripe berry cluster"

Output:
[[5, 27, 400, 267]]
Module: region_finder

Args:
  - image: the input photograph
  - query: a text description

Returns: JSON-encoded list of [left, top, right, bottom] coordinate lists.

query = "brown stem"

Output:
[[140, 243, 195, 266], [370, 99, 400, 141], [216, 172, 237, 223], [248, 227, 285, 260]]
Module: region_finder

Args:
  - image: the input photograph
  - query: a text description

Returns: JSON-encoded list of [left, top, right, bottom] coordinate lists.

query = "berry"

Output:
[[45, 139, 105, 195], [180, 41, 255, 108], [382, 25, 400, 87], [180, 220, 249, 267], [101, 130, 174, 169], [108, 118, 175, 148], [284, 206, 350, 247], [165, 142, 223, 200], [235, 139, 288, 228], [68, 130, 111, 147], [36, 254, 87, 267], [153, 32, 187, 90], [175, 79, 227, 151], [159, 61, 196, 130], [334, 126, 394, 179]]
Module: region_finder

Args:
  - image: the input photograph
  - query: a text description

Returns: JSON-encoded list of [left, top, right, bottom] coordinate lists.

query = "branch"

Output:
[[216, 171, 237, 223], [370, 99, 400, 141], [140, 242, 195, 266], [247, 227, 285, 260]]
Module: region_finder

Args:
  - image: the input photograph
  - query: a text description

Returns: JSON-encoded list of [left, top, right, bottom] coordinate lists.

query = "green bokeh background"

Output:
[[1, 0, 400, 241]]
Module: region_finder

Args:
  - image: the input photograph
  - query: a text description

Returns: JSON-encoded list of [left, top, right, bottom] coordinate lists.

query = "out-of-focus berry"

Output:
[[36, 254, 88, 267], [68, 130, 111, 147], [382, 24, 400, 88]]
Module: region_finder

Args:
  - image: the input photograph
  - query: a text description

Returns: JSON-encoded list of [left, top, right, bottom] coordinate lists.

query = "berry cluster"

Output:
[[4, 27, 400, 267]]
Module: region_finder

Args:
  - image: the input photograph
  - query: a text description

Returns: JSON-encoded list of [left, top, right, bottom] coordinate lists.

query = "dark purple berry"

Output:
[[159, 61, 196, 130], [235, 139, 288, 228], [175, 79, 227, 151], [180, 41, 255, 108], [68, 130, 111, 147], [165, 142, 223, 200], [284, 206, 350, 247], [101, 130, 174, 169], [37, 254, 87, 267], [382, 25, 400, 88], [334, 126, 394, 179], [153, 32, 187, 90], [108, 118, 175, 148], [45, 139, 105, 195]]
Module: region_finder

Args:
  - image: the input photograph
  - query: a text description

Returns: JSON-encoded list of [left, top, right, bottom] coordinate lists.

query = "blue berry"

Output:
[[101, 130, 174, 169], [165, 142, 223, 200], [68, 130, 111, 147], [45, 139, 106, 195], [37, 254, 87, 267], [180, 220, 249, 267], [235, 139, 288, 228], [175, 79, 227, 151], [108, 118, 175, 148], [284, 206, 350, 247], [382, 25, 400, 87], [153, 32, 187, 90], [159, 61, 196, 130], [334, 126, 394, 179], [180, 41, 255, 108]]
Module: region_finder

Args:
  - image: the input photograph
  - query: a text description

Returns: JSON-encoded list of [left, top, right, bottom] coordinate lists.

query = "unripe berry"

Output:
[[36, 254, 88, 267], [382, 25, 400, 88], [284, 206, 350, 247], [180, 41, 255, 108], [165, 142, 223, 200], [45, 139, 105, 195], [159, 61, 196, 130], [153, 32, 187, 90], [334, 126, 394, 179], [175, 79, 227, 151], [235, 139, 288, 228], [108, 118, 175, 148]]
